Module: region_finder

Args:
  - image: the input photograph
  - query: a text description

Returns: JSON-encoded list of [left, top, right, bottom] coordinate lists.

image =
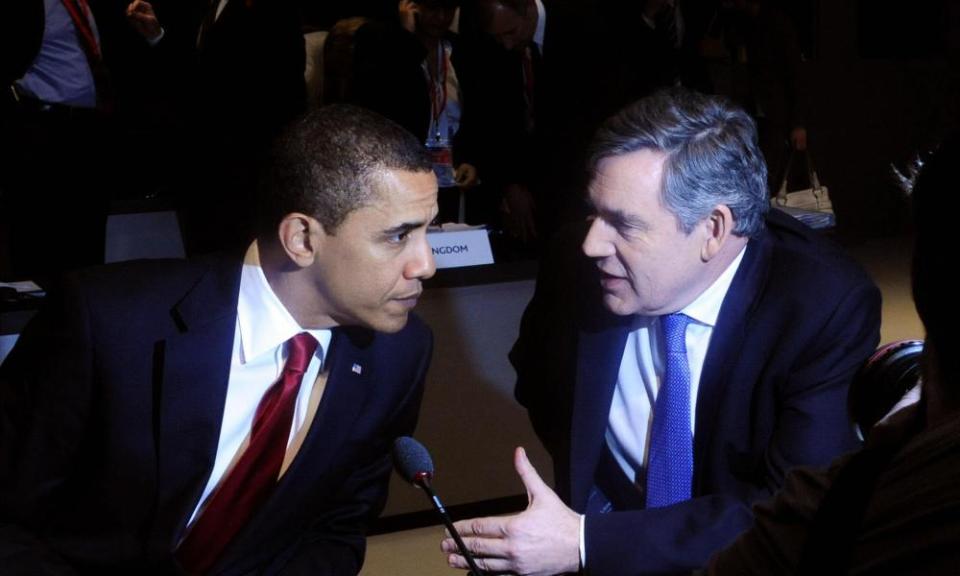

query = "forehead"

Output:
[[349, 168, 438, 224], [373, 168, 437, 203], [419, 0, 456, 10], [589, 149, 669, 213], [486, 3, 523, 29]]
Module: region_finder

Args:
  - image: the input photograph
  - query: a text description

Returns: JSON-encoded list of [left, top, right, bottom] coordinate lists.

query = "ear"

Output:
[[700, 204, 735, 261], [277, 212, 325, 268]]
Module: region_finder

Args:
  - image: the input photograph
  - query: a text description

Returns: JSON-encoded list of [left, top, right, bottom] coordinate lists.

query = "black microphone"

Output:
[[392, 436, 485, 576]]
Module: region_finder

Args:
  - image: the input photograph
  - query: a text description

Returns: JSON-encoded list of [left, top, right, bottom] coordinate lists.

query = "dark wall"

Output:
[[804, 0, 959, 237]]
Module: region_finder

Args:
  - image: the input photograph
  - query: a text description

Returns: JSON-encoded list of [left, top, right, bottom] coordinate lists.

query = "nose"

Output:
[[582, 217, 614, 258], [405, 235, 437, 280]]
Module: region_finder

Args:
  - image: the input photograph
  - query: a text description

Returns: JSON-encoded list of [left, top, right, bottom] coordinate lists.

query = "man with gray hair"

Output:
[[443, 88, 881, 575]]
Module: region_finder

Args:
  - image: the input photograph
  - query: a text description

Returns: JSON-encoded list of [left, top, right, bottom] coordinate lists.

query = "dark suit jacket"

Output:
[[511, 210, 881, 575], [0, 254, 432, 575], [457, 0, 648, 233], [709, 404, 960, 576], [0, 0, 44, 88]]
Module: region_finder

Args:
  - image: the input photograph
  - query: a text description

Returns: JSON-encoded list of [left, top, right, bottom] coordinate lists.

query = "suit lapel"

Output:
[[150, 256, 242, 551], [570, 314, 630, 510], [213, 327, 377, 574], [693, 234, 772, 490], [274, 326, 375, 489]]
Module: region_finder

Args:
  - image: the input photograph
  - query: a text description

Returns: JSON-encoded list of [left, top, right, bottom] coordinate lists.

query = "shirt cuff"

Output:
[[579, 513, 586, 569], [147, 27, 165, 47]]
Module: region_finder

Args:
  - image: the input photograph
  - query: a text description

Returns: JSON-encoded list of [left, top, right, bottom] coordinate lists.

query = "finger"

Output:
[[130, 1, 150, 14], [526, 215, 539, 240], [452, 516, 509, 538], [520, 218, 536, 242], [459, 534, 516, 559], [514, 446, 550, 502], [449, 553, 516, 573]]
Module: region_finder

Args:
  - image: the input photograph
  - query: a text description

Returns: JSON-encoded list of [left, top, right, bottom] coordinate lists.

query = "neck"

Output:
[[416, 31, 443, 50], [523, 1, 538, 43], [259, 239, 338, 330], [703, 234, 748, 281]]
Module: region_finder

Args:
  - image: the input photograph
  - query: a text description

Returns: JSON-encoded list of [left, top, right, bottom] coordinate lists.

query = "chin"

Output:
[[602, 294, 639, 317], [367, 313, 410, 334]]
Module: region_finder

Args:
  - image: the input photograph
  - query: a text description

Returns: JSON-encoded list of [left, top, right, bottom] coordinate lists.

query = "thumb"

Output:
[[514, 446, 550, 504]]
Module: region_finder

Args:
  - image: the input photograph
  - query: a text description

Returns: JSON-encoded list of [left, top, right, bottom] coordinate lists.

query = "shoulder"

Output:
[[51, 254, 241, 338], [760, 210, 877, 298], [63, 253, 237, 306]]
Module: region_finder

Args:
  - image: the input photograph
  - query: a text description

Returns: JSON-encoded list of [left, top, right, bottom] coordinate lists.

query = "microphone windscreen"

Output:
[[392, 436, 434, 483]]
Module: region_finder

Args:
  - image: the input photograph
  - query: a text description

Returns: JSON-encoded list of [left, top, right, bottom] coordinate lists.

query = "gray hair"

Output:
[[589, 88, 769, 237]]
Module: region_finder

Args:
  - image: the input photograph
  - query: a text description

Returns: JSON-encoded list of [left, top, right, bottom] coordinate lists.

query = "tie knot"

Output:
[[286, 333, 318, 374], [661, 313, 691, 355]]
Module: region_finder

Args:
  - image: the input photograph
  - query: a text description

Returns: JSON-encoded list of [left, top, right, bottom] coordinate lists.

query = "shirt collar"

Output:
[[532, 0, 546, 53], [679, 245, 747, 328], [237, 242, 332, 366]]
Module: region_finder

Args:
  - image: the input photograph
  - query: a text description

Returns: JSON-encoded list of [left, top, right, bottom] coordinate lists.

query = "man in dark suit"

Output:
[[0, 105, 438, 575], [442, 88, 880, 575], [461, 0, 619, 243], [0, 0, 138, 282], [349, 0, 483, 223]]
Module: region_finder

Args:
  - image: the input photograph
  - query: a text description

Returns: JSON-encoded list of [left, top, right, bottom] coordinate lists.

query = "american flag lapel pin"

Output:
[[352, 363, 362, 375]]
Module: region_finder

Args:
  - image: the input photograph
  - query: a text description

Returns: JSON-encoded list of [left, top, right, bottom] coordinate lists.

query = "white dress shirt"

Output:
[[532, 0, 546, 54], [17, 0, 99, 107], [187, 242, 332, 526]]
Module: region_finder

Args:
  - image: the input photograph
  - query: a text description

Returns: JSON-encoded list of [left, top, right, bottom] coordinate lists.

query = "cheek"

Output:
[[370, 258, 408, 300]]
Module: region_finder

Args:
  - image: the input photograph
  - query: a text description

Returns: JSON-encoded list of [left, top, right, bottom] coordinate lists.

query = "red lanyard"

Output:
[[427, 43, 448, 139]]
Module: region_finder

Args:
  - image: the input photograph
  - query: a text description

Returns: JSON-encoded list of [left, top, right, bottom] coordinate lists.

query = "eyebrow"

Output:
[[590, 202, 648, 232], [382, 221, 428, 236]]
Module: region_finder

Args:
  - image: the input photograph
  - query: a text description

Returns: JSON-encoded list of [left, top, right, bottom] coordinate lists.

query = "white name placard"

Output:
[[427, 227, 494, 268]]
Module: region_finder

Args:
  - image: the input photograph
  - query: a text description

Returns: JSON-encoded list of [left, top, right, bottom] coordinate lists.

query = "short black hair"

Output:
[[258, 104, 432, 236]]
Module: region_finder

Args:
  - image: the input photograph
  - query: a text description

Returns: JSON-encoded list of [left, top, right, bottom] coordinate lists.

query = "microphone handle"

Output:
[[418, 481, 486, 576]]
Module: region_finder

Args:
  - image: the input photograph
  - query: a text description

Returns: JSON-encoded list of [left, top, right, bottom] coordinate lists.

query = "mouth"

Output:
[[597, 269, 627, 290], [392, 291, 422, 309]]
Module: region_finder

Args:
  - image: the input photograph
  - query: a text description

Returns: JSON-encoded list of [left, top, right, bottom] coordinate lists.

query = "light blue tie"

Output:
[[646, 313, 693, 508]]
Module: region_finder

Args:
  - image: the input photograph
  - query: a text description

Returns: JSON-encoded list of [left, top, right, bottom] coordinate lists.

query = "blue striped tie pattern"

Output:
[[646, 313, 693, 508]]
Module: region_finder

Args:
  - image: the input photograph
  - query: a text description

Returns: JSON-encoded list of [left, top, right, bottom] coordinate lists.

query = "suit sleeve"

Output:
[[275, 328, 433, 576], [511, 223, 590, 457], [583, 277, 882, 575], [0, 278, 94, 575], [1, 0, 44, 86]]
